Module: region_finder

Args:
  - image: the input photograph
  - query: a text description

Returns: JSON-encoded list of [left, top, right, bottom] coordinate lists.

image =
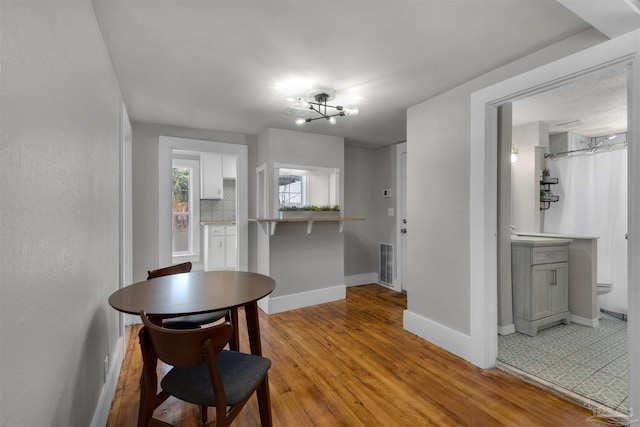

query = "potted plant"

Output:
[[279, 205, 340, 219], [542, 168, 551, 182]]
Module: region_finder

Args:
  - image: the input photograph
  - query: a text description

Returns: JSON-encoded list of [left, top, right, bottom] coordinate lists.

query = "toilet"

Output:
[[597, 283, 614, 317]]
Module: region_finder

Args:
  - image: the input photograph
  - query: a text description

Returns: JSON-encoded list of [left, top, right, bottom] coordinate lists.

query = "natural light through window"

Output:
[[172, 158, 200, 259]]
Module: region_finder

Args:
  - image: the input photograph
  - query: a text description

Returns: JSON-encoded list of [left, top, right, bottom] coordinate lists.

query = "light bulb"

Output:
[[328, 117, 337, 125], [511, 152, 518, 163], [343, 107, 359, 116], [295, 118, 306, 126]]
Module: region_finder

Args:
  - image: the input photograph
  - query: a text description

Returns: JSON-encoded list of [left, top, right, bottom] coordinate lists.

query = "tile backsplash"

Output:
[[201, 179, 236, 221]]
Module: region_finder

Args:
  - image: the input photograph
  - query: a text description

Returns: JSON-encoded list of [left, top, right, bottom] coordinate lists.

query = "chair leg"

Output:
[[200, 405, 208, 425], [228, 307, 239, 351], [137, 372, 153, 427], [256, 374, 272, 427]]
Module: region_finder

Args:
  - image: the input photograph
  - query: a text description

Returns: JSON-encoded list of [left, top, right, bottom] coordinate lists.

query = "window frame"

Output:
[[171, 158, 200, 261]]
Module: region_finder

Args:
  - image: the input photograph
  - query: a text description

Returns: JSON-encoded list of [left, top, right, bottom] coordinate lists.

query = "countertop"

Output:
[[511, 235, 573, 246], [201, 221, 236, 226], [515, 232, 599, 240]]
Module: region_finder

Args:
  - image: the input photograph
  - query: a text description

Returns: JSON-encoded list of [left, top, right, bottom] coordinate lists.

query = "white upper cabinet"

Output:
[[201, 153, 223, 199], [223, 155, 237, 179]]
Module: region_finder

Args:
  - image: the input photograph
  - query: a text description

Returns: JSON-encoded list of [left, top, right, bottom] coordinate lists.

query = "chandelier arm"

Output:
[[308, 104, 329, 119]]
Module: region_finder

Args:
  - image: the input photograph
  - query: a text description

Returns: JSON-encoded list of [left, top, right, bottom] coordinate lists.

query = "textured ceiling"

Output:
[[513, 64, 628, 137], [92, 0, 597, 148]]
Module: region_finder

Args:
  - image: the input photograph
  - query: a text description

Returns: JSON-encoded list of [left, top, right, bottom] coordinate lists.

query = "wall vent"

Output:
[[379, 243, 394, 286]]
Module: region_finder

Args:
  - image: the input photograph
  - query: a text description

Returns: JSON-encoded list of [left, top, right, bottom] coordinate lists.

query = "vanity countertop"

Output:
[[515, 232, 599, 240], [511, 235, 573, 246]]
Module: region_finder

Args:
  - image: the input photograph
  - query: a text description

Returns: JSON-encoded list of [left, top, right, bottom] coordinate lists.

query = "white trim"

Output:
[[403, 310, 473, 362], [470, 30, 639, 420], [395, 141, 407, 292], [260, 285, 346, 314], [89, 336, 124, 427], [571, 314, 600, 328], [344, 272, 378, 287], [498, 324, 516, 335]]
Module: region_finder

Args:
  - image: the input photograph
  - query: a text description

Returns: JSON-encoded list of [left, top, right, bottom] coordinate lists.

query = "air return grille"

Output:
[[379, 243, 394, 286]]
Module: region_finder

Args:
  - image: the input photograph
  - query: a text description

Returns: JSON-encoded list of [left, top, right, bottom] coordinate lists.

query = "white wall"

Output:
[[511, 122, 549, 232], [405, 29, 606, 360], [1, 2, 123, 425]]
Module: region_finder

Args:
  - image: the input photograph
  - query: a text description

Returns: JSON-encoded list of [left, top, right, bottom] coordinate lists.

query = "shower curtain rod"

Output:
[[544, 141, 628, 159]]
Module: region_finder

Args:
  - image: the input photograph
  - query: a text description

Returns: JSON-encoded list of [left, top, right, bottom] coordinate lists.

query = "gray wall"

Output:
[[1, 1, 122, 425], [344, 146, 379, 276], [256, 128, 345, 298], [343, 145, 400, 281], [130, 122, 247, 282]]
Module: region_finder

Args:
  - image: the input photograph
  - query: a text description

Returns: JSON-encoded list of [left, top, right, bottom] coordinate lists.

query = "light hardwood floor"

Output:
[[107, 284, 607, 426]]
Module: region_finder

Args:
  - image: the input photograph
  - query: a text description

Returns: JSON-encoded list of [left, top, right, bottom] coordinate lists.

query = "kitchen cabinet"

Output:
[[222, 155, 237, 179], [225, 226, 237, 269], [201, 153, 223, 199], [204, 225, 236, 271], [511, 237, 571, 336]]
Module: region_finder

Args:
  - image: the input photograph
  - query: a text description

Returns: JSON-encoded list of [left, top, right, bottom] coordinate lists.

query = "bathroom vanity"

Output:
[[511, 236, 572, 336]]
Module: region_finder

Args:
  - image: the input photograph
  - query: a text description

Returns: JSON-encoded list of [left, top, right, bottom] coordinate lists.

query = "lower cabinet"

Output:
[[204, 225, 237, 271], [512, 239, 572, 336]]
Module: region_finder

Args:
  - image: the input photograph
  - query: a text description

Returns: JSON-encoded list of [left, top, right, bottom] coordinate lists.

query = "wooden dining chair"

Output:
[[138, 310, 272, 427], [147, 262, 230, 332]]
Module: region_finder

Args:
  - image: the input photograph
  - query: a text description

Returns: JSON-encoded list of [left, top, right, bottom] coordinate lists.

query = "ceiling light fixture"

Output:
[[288, 89, 359, 126]]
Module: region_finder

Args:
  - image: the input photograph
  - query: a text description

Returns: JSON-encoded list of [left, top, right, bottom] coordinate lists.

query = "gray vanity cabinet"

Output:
[[512, 237, 572, 336]]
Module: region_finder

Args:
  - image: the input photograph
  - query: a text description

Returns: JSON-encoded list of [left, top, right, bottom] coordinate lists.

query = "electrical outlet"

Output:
[[104, 355, 109, 382]]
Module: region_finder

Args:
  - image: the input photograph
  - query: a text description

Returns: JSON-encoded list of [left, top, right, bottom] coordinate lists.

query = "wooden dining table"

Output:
[[108, 270, 276, 425], [108, 270, 275, 355]]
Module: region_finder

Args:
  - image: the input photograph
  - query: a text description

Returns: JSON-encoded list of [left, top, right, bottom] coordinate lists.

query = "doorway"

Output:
[[496, 64, 629, 416], [469, 32, 639, 422], [158, 136, 248, 271]]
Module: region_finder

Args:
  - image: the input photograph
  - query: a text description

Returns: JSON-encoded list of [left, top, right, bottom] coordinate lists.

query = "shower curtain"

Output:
[[544, 148, 628, 314]]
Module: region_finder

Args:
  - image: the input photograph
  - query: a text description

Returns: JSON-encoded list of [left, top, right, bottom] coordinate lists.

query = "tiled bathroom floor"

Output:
[[498, 314, 628, 419]]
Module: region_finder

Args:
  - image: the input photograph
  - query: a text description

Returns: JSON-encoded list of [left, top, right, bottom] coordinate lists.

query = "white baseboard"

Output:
[[403, 309, 473, 364], [262, 285, 346, 314], [498, 324, 516, 335], [571, 314, 599, 328], [90, 335, 124, 427], [344, 272, 378, 287]]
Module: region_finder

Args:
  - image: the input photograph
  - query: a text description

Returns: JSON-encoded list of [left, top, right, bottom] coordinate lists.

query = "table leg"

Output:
[[244, 301, 262, 356], [228, 307, 239, 351]]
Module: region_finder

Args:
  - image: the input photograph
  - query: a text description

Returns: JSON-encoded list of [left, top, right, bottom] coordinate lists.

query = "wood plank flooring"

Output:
[[107, 284, 607, 426]]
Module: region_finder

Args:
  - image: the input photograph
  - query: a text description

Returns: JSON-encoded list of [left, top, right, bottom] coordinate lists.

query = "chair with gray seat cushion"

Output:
[[147, 262, 230, 332], [138, 310, 272, 427]]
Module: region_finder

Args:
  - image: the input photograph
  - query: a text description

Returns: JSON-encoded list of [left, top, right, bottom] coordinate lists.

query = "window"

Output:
[[172, 158, 200, 259], [279, 174, 306, 208]]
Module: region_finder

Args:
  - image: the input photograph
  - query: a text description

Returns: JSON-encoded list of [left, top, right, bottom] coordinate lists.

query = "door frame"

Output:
[[395, 141, 407, 292], [469, 31, 639, 419], [158, 136, 248, 271]]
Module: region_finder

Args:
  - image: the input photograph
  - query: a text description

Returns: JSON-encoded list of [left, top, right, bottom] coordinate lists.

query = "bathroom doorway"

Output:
[[497, 63, 629, 417]]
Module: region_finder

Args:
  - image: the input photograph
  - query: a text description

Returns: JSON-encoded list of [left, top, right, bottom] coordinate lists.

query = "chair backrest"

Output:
[[147, 261, 192, 280], [140, 310, 231, 368]]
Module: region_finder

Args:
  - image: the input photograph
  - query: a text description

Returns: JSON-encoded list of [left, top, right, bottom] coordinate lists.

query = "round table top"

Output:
[[108, 270, 276, 317]]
